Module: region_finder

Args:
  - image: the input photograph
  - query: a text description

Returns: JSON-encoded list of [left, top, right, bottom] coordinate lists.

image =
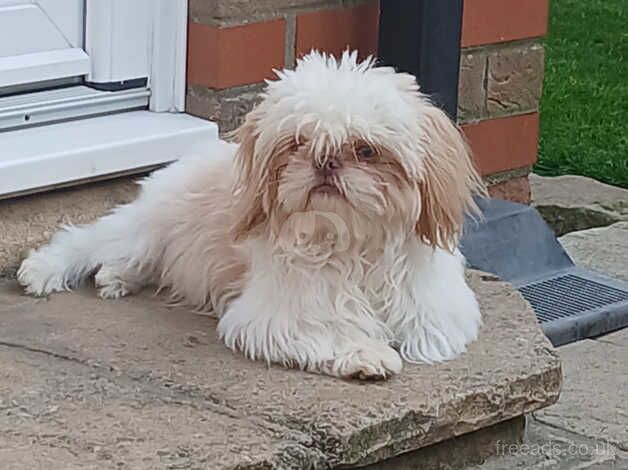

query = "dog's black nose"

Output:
[[315, 157, 342, 175]]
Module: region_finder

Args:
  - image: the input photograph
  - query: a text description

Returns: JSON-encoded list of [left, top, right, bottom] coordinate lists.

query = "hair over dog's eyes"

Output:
[[356, 144, 376, 161]]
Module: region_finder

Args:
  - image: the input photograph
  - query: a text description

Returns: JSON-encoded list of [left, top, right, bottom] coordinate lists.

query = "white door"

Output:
[[0, 0, 219, 199], [0, 0, 89, 90]]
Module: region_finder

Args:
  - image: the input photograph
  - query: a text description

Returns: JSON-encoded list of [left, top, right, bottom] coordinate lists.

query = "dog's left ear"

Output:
[[415, 105, 486, 251]]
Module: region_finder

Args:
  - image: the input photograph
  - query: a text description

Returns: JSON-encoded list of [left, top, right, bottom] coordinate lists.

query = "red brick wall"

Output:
[[459, 0, 548, 203], [186, 0, 548, 203], [188, 1, 379, 94], [295, 4, 379, 59], [187, 0, 380, 130]]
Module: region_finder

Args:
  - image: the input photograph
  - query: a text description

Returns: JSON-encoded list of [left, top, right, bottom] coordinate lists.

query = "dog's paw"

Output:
[[17, 252, 66, 297], [95, 265, 134, 299], [329, 342, 403, 380]]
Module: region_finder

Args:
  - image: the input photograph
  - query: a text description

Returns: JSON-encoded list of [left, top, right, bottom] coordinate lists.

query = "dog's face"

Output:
[[231, 51, 484, 251], [276, 137, 414, 220]]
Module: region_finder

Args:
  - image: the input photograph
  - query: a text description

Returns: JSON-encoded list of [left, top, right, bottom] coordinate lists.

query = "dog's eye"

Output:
[[356, 145, 376, 160]]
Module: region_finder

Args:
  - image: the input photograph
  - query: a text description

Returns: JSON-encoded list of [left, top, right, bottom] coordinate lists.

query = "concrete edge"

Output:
[[341, 363, 562, 467]]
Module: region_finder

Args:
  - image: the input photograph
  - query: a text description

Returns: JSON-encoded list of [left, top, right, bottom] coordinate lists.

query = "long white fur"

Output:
[[18, 51, 482, 379]]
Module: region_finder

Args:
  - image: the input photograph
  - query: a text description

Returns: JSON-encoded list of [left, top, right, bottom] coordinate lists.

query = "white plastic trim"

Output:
[[149, 0, 188, 112], [0, 49, 90, 88], [85, 0, 151, 84], [0, 111, 218, 197], [37, 0, 85, 48], [86, 0, 187, 112], [0, 86, 149, 130]]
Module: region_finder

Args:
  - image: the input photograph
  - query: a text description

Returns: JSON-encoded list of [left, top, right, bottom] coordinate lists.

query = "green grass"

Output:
[[537, 0, 628, 188]]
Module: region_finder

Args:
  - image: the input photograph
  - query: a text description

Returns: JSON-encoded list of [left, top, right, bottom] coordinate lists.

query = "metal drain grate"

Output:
[[519, 274, 628, 323], [460, 197, 628, 346]]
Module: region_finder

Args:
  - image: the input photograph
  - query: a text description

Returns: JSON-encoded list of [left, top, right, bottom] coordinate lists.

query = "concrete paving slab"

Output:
[[535, 328, 628, 451], [0, 271, 561, 468], [559, 222, 628, 281], [530, 173, 628, 236], [0, 280, 41, 310], [0, 346, 289, 470], [474, 327, 628, 469]]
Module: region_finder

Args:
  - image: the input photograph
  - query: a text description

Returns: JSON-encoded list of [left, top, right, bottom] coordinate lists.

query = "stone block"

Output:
[[486, 43, 545, 116], [0, 271, 561, 467], [186, 83, 264, 134], [458, 49, 487, 123], [530, 173, 628, 236]]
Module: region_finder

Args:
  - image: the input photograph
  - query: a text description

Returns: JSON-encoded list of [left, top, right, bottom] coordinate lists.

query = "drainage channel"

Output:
[[460, 197, 628, 346]]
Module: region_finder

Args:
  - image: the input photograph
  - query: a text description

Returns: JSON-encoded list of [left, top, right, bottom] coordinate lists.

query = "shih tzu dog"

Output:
[[18, 51, 485, 380]]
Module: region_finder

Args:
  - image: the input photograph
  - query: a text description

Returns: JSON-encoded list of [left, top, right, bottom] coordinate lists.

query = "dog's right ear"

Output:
[[230, 106, 294, 240], [230, 109, 268, 239]]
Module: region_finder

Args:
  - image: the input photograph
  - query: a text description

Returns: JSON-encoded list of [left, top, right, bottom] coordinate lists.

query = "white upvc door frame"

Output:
[[148, 0, 188, 112], [85, 0, 188, 112], [1, 0, 188, 119]]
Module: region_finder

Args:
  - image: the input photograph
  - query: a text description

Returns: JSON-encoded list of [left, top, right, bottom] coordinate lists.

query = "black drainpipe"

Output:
[[377, 0, 464, 120]]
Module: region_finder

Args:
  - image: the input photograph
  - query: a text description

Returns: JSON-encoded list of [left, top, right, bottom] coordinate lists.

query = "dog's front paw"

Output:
[[95, 265, 136, 299], [328, 342, 403, 380], [17, 251, 66, 297]]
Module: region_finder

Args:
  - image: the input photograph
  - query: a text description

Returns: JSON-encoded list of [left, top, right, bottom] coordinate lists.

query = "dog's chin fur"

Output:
[[17, 51, 486, 380]]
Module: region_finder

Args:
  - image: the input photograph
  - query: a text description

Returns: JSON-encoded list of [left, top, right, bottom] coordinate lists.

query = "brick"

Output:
[[458, 49, 487, 123], [189, 0, 342, 23], [187, 20, 285, 89], [296, 3, 379, 59], [486, 43, 544, 116], [463, 113, 539, 175], [488, 175, 531, 204], [462, 0, 549, 47], [186, 84, 265, 134]]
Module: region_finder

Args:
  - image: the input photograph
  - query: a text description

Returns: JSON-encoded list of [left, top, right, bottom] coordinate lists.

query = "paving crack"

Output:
[[0, 339, 310, 448], [0, 340, 107, 369]]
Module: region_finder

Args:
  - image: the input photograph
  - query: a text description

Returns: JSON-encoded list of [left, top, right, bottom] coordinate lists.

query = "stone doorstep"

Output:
[[0, 176, 141, 278], [0, 271, 561, 469]]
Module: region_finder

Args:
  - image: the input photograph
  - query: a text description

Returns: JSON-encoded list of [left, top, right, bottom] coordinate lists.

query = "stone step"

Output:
[[0, 271, 561, 469], [530, 173, 628, 236]]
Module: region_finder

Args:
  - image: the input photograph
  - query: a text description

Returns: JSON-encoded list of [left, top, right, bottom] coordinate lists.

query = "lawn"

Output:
[[536, 0, 628, 188]]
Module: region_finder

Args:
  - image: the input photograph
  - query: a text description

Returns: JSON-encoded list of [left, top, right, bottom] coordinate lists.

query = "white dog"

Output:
[[18, 51, 485, 380]]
